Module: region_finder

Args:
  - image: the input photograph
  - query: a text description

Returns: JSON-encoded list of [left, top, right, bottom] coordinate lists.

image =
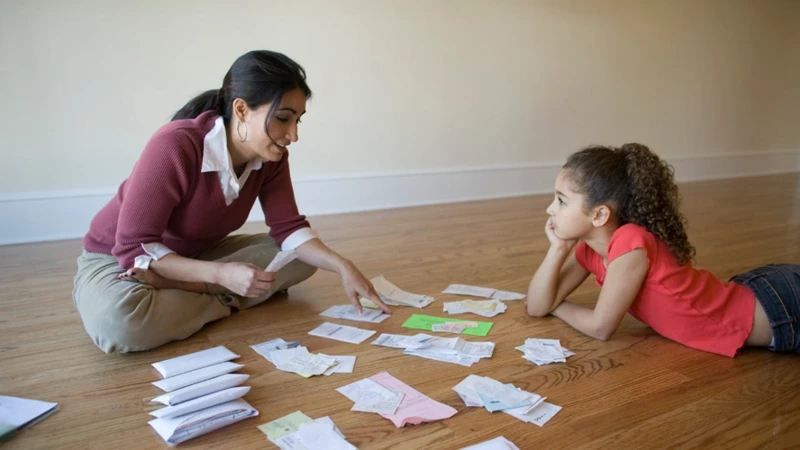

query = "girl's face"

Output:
[[241, 88, 307, 162], [545, 170, 595, 241]]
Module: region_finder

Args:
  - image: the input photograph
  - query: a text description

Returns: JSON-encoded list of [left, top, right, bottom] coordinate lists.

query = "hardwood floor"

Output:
[[1, 173, 799, 449]]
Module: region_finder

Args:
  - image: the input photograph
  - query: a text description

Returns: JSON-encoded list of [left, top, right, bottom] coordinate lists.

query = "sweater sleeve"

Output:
[[258, 152, 312, 247], [111, 129, 195, 269]]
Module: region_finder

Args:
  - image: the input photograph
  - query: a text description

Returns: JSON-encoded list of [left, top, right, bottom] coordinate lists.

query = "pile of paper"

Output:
[[360, 275, 435, 309], [515, 338, 576, 365], [321, 304, 390, 323], [258, 411, 356, 450], [443, 299, 507, 318], [432, 320, 479, 334], [453, 375, 561, 427], [337, 372, 457, 427], [308, 322, 376, 344], [148, 346, 258, 445], [442, 284, 526, 301], [0, 396, 59, 443], [401, 314, 493, 337], [461, 436, 521, 450], [252, 338, 356, 377], [372, 333, 494, 367]]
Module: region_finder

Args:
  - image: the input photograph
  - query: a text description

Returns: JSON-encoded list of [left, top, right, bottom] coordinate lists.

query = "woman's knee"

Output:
[[77, 286, 160, 353]]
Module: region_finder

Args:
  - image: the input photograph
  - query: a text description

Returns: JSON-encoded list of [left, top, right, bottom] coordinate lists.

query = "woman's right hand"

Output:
[[217, 262, 277, 298], [545, 218, 577, 252]]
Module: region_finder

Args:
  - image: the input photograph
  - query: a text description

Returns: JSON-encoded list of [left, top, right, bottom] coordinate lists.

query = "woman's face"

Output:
[[241, 88, 307, 162]]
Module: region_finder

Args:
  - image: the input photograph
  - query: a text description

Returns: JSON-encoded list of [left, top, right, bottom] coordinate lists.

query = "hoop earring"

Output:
[[236, 122, 248, 142]]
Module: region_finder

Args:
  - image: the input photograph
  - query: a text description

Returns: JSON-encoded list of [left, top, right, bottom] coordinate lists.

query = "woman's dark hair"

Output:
[[171, 50, 312, 133], [563, 143, 696, 266]]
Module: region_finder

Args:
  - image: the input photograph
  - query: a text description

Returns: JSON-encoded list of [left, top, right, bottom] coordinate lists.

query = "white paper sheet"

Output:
[[0, 396, 58, 428], [148, 398, 258, 446], [152, 362, 244, 392], [461, 436, 521, 450], [308, 322, 376, 344], [442, 284, 496, 298], [152, 346, 240, 379], [151, 374, 250, 406], [150, 386, 251, 419], [320, 304, 390, 323], [265, 251, 298, 272]]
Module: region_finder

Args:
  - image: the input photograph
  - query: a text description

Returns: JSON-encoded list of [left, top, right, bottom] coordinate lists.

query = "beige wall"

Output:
[[1, 0, 798, 194]]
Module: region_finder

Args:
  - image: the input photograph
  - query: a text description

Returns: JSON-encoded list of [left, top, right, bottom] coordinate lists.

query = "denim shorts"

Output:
[[730, 264, 800, 352]]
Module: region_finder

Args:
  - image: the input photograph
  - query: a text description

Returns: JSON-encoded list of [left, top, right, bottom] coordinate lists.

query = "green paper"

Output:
[[401, 314, 493, 336], [257, 411, 314, 439]]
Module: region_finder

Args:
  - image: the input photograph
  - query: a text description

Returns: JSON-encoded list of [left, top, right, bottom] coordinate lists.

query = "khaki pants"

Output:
[[73, 234, 317, 354]]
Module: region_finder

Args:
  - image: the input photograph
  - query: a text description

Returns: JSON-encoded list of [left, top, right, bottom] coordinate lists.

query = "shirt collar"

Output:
[[201, 116, 264, 174]]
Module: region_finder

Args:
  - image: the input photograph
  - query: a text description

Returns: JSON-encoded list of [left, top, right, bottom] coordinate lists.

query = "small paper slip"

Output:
[[442, 284, 496, 298], [152, 362, 245, 393], [251, 338, 302, 362], [402, 314, 493, 337], [452, 375, 561, 426], [516, 338, 575, 365], [491, 290, 526, 301], [461, 436, 521, 450], [150, 386, 251, 419], [0, 396, 59, 443], [308, 322, 376, 344], [273, 420, 356, 450], [152, 374, 250, 406], [443, 299, 507, 318], [258, 410, 315, 440], [320, 304, 390, 323], [368, 275, 435, 308], [148, 398, 258, 446], [318, 354, 356, 375], [266, 250, 298, 272], [432, 322, 472, 334], [371, 333, 435, 349], [270, 347, 338, 376], [338, 372, 457, 427], [152, 346, 239, 379], [352, 386, 405, 415]]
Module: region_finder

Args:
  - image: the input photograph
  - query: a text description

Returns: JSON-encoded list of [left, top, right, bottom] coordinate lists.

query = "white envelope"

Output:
[[152, 362, 244, 392], [150, 386, 250, 419], [152, 346, 239, 379], [148, 398, 258, 446], [152, 374, 250, 406]]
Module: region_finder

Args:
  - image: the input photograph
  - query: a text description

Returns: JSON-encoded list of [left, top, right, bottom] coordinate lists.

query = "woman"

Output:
[[73, 50, 391, 353]]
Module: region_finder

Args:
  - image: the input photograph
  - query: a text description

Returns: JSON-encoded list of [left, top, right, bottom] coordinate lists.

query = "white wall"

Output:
[[1, 0, 799, 243]]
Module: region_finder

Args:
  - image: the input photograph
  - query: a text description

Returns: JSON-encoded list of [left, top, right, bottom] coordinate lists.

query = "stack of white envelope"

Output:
[[453, 375, 562, 427], [148, 346, 258, 446], [372, 333, 494, 367], [252, 338, 356, 377], [443, 299, 507, 318], [515, 338, 576, 365]]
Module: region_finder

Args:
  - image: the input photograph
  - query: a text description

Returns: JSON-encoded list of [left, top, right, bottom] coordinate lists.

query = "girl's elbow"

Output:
[[526, 304, 550, 318]]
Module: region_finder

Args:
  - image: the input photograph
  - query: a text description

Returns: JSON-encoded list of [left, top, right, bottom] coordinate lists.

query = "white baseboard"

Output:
[[1, 150, 798, 245]]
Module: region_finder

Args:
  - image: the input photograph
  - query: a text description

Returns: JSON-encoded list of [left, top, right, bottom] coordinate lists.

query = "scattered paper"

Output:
[[372, 333, 494, 367], [442, 284, 496, 298], [516, 338, 576, 365], [318, 354, 357, 376], [258, 411, 315, 440], [270, 347, 338, 377], [452, 375, 560, 427], [151, 346, 239, 379], [148, 398, 258, 446], [461, 436, 521, 450], [251, 338, 302, 363], [266, 250, 298, 272], [371, 333, 436, 349], [443, 299, 507, 318], [152, 362, 245, 392], [366, 275, 435, 308], [260, 412, 354, 450], [431, 321, 479, 334], [320, 304, 390, 323], [151, 373, 250, 406], [0, 396, 59, 442], [491, 290, 526, 301], [150, 386, 251, 419], [402, 314, 493, 337], [350, 381, 405, 415], [308, 322, 376, 344], [338, 372, 457, 427]]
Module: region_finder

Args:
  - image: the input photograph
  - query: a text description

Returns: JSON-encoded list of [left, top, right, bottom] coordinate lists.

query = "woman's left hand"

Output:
[[339, 262, 392, 314]]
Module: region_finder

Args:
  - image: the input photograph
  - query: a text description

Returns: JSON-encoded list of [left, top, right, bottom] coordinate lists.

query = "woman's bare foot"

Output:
[[117, 268, 174, 290]]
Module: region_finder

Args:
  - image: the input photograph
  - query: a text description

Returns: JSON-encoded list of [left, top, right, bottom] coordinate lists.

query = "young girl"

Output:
[[73, 50, 390, 354], [526, 143, 799, 357]]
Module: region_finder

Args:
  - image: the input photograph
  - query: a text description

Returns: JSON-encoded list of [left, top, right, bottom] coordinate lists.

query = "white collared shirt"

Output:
[[133, 116, 317, 269]]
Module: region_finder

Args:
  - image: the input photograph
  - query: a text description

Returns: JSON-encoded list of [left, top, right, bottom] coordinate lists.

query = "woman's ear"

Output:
[[232, 98, 248, 123], [591, 204, 612, 227]]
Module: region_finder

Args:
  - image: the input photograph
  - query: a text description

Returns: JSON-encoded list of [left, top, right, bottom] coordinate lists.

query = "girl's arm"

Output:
[[526, 248, 589, 317], [527, 218, 590, 317], [551, 248, 647, 340]]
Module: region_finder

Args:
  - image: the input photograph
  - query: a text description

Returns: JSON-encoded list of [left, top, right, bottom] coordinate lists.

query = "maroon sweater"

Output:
[[84, 111, 310, 269]]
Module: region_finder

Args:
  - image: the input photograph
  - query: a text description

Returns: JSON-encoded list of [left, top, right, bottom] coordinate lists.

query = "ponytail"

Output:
[[563, 143, 696, 266], [171, 89, 223, 121]]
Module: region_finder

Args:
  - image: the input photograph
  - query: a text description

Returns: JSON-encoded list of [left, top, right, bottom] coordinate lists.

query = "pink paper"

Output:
[[368, 372, 458, 427]]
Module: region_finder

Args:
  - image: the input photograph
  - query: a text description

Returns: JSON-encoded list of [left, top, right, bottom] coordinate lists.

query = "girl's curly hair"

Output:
[[563, 143, 696, 266]]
